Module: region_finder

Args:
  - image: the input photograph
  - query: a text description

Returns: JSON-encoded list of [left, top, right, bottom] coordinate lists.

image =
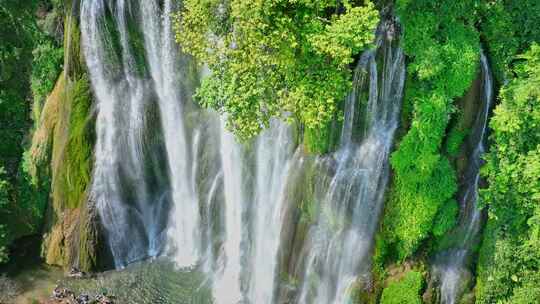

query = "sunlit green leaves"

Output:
[[384, 0, 480, 259], [175, 0, 378, 140], [476, 44, 540, 303], [380, 271, 424, 304]]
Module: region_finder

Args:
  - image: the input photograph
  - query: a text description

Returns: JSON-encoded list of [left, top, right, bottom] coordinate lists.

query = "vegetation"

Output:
[[476, 43, 540, 303], [0, 0, 63, 263], [479, 0, 540, 82], [175, 0, 379, 144], [0, 0, 539, 301], [471, 2, 540, 302], [381, 0, 480, 260], [0, 167, 9, 263], [380, 271, 424, 304], [0, 1, 36, 176], [30, 39, 64, 123]]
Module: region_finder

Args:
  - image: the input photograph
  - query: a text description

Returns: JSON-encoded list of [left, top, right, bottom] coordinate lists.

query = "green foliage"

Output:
[[175, 0, 379, 141], [0, 0, 64, 263], [50, 74, 94, 210], [31, 38, 63, 123], [479, 0, 540, 83], [17, 151, 50, 232], [64, 76, 93, 208], [476, 44, 540, 303], [383, 0, 480, 259], [0, 167, 10, 263], [303, 118, 341, 154], [431, 199, 459, 238], [0, 2, 37, 174], [380, 271, 424, 304], [445, 110, 469, 157], [0, 0, 42, 264]]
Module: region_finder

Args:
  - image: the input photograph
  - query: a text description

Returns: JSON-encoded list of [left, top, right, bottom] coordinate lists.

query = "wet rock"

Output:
[[76, 293, 91, 304], [50, 287, 115, 304], [96, 293, 115, 304], [52, 285, 74, 299], [68, 267, 87, 278]]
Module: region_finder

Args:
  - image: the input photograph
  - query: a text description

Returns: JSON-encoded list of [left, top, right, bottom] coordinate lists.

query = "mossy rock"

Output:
[[380, 270, 425, 304], [36, 2, 99, 271]]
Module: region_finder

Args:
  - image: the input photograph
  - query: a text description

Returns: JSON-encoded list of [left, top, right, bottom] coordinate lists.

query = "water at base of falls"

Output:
[[64, 260, 213, 304], [81, 1, 405, 303], [432, 50, 494, 304]]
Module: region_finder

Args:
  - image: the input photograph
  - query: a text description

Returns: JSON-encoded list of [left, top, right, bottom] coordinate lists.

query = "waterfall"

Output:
[[433, 50, 493, 304], [81, 0, 167, 267], [298, 21, 405, 304], [138, 0, 201, 268], [213, 120, 245, 304], [81, 0, 297, 301], [248, 121, 297, 304], [82, 1, 406, 303]]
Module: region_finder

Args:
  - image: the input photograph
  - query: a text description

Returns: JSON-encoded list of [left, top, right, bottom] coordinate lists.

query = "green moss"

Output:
[[77, 199, 99, 271], [445, 119, 469, 157], [298, 164, 321, 225], [303, 109, 342, 155], [64, 13, 83, 78], [100, 5, 148, 78], [380, 271, 424, 304], [126, 7, 148, 76], [49, 74, 93, 210], [101, 10, 123, 76], [65, 76, 94, 209], [304, 124, 333, 155]]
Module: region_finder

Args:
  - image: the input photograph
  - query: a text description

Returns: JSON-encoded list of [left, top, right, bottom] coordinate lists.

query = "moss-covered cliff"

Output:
[[29, 0, 98, 272]]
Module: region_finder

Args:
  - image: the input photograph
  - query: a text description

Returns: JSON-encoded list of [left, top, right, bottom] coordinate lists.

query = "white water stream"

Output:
[[81, 3, 406, 303]]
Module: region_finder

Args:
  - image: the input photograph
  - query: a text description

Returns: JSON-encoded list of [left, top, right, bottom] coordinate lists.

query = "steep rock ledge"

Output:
[[30, 0, 100, 272]]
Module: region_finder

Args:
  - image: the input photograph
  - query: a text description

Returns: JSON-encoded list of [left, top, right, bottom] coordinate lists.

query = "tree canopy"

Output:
[[175, 0, 379, 140]]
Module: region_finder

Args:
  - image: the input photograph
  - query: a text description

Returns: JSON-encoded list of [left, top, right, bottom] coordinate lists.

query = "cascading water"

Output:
[[81, 0, 171, 267], [248, 121, 298, 304], [138, 0, 202, 268], [213, 119, 245, 304], [432, 50, 493, 304], [298, 21, 405, 304], [82, 1, 406, 303], [81, 0, 298, 301]]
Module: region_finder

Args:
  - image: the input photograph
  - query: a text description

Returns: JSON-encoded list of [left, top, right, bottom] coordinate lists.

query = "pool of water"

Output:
[[5, 260, 212, 304], [63, 261, 213, 304], [1, 237, 213, 304]]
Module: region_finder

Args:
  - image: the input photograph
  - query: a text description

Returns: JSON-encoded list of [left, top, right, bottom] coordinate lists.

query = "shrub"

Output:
[[175, 0, 379, 141], [383, 0, 480, 259], [380, 271, 424, 304], [30, 38, 63, 124], [476, 44, 540, 303]]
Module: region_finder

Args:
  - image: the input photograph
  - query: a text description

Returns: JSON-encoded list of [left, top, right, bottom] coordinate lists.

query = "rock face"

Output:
[[32, 0, 100, 272]]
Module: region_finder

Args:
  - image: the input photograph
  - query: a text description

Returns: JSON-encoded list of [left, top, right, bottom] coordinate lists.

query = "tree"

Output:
[[175, 0, 379, 140], [476, 44, 540, 303]]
